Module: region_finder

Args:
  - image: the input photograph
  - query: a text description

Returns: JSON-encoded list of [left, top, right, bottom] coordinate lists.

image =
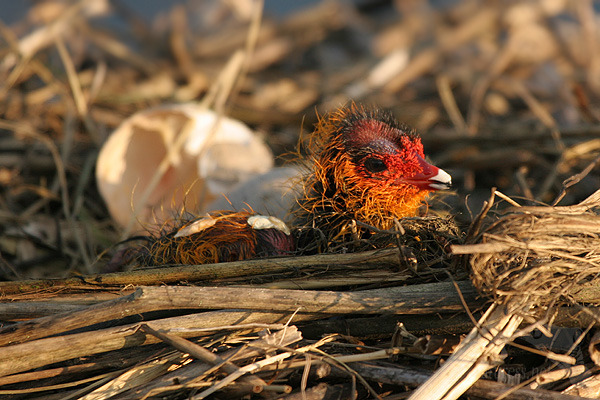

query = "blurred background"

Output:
[[1, 0, 599, 278]]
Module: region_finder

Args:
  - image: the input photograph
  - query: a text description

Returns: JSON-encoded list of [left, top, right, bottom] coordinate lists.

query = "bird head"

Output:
[[307, 104, 451, 229]]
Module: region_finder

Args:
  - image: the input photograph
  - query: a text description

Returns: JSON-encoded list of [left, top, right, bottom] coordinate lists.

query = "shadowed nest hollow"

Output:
[[294, 215, 462, 270], [467, 189, 600, 312]]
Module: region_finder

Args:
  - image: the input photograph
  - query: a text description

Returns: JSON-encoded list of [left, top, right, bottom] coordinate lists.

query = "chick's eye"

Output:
[[363, 157, 387, 173]]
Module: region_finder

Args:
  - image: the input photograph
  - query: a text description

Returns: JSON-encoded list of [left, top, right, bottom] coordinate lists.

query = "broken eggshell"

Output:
[[95, 104, 273, 230]]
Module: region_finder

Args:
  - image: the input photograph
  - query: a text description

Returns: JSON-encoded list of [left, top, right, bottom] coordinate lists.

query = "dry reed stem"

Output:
[[0, 370, 122, 397], [0, 0, 94, 71], [0, 282, 480, 346], [330, 362, 588, 400], [79, 325, 300, 400], [436, 74, 467, 135], [76, 353, 185, 400], [127, 326, 302, 400], [0, 120, 70, 220], [140, 324, 272, 396], [562, 373, 600, 398], [0, 248, 404, 295], [532, 365, 587, 388], [386, 8, 497, 93], [408, 304, 514, 400], [442, 309, 525, 400]]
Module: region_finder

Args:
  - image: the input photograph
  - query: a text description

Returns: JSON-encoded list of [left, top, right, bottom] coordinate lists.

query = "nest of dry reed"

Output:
[[464, 188, 600, 313]]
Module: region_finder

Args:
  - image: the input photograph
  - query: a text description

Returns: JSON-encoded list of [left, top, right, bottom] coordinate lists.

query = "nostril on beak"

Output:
[[428, 168, 452, 190]]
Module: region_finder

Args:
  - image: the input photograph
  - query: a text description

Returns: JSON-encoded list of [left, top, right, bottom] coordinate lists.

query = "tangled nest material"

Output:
[[294, 214, 462, 270], [465, 189, 600, 316]]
